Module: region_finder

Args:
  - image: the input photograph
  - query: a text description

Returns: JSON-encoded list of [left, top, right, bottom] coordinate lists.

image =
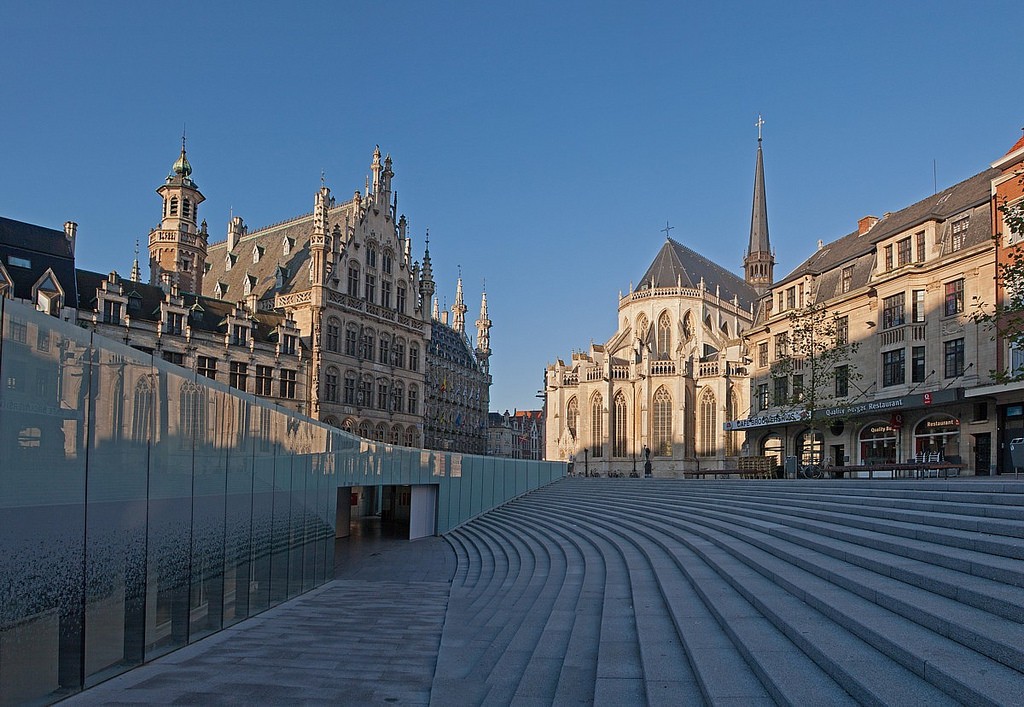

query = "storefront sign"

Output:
[[723, 410, 807, 431], [725, 389, 964, 432]]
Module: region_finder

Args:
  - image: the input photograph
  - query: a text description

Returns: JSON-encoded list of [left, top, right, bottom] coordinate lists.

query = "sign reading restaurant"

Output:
[[722, 388, 962, 432]]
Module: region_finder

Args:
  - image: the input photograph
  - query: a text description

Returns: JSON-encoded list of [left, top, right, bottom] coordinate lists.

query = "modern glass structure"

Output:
[[0, 298, 562, 703]]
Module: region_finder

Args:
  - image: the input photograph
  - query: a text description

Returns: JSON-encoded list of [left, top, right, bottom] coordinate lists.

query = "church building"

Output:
[[544, 134, 774, 476]]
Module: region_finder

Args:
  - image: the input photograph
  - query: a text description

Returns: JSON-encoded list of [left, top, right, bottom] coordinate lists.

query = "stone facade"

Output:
[[544, 137, 770, 477], [487, 409, 544, 460], [424, 278, 491, 453], [735, 165, 1001, 475]]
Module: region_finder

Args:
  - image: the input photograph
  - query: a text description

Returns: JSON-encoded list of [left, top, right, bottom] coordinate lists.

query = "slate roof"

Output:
[[637, 237, 759, 311], [203, 200, 360, 302], [0, 216, 78, 304], [774, 167, 999, 292], [76, 269, 288, 344]]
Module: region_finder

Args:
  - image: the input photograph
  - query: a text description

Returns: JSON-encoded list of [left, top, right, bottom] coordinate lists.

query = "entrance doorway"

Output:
[[973, 433, 991, 476]]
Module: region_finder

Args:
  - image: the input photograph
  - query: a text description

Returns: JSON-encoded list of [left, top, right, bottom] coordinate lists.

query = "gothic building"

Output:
[[544, 136, 771, 476], [424, 276, 492, 453]]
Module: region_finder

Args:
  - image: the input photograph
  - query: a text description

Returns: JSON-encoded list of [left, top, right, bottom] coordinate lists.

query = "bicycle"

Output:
[[797, 455, 832, 479]]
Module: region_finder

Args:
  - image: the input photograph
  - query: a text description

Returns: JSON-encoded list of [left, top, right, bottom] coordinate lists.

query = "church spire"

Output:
[[452, 267, 467, 334], [744, 114, 774, 294], [475, 285, 491, 374], [419, 230, 435, 322]]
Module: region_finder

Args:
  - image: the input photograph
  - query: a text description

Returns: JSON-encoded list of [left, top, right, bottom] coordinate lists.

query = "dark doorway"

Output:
[[973, 433, 992, 476]]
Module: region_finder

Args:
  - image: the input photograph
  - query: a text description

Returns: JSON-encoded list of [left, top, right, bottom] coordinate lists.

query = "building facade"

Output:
[[544, 136, 772, 477], [488, 409, 544, 459], [424, 277, 491, 453], [733, 164, 1001, 475]]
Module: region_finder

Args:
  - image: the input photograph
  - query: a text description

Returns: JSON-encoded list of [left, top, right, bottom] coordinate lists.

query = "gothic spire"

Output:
[[475, 285, 491, 373], [452, 267, 467, 334], [744, 114, 775, 293]]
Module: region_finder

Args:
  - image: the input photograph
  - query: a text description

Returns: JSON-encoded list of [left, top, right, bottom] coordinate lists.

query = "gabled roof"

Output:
[[637, 237, 758, 310], [75, 269, 290, 345], [774, 167, 999, 289], [0, 216, 78, 304]]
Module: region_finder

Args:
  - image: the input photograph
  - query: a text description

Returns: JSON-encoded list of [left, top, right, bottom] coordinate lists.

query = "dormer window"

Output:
[[283, 237, 294, 256], [951, 217, 969, 251], [841, 266, 853, 293], [165, 311, 183, 335], [214, 282, 227, 299], [103, 300, 122, 325], [275, 266, 288, 289], [282, 333, 297, 356], [252, 245, 263, 263], [244, 274, 257, 295], [226, 253, 236, 271], [128, 293, 142, 312], [8, 256, 30, 269]]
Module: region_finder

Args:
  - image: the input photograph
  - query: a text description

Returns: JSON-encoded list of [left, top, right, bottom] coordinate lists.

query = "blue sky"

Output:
[[2, 1, 1022, 412]]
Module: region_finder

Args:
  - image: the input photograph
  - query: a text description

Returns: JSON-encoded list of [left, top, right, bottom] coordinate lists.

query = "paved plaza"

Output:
[[66, 478, 1024, 705]]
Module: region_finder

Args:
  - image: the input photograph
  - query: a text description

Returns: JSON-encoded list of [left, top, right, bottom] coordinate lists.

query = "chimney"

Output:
[[441, 310, 449, 326], [858, 215, 879, 235], [64, 221, 78, 255]]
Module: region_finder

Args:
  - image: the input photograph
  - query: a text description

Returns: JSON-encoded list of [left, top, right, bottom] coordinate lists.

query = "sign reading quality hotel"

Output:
[[722, 388, 962, 432]]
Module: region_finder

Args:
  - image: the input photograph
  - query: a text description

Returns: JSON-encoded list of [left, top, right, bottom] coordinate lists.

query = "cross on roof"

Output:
[[661, 221, 675, 239], [756, 114, 765, 141]]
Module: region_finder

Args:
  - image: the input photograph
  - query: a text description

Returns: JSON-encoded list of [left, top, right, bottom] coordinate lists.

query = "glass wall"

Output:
[[0, 298, 563, 703]]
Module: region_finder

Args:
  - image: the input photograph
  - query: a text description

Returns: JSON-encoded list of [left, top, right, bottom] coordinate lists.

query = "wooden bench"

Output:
[[684, 458, 775, 480], [824, 463, 961, 479]]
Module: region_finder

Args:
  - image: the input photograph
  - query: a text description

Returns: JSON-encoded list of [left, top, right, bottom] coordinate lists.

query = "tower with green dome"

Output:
[[148, 137, 208, 294]]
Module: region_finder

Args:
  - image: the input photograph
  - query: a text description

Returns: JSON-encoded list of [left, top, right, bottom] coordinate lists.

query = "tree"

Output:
[[975, 190, 1024, 382], [769, 301, 861, 474]]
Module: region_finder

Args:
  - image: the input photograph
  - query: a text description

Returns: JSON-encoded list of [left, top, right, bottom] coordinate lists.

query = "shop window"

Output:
[[914, 416, 960, 462], [859, 422, 897, 465]]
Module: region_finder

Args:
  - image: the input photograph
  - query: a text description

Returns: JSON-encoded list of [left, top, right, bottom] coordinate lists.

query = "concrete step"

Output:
[[631, 489, 1024, 577], [650, 503, 1024, 674], [536, 494, 953, 706], [511, 507, 705, 705], [620, 503, 1024, 705]]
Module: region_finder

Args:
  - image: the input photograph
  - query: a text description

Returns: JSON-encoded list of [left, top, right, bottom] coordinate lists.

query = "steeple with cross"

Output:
[[661, 221, 675, 240], [744, 115, 774, 293]]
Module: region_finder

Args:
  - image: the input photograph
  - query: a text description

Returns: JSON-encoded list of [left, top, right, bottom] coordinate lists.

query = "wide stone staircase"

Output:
[[430, 478, 1024, 706]]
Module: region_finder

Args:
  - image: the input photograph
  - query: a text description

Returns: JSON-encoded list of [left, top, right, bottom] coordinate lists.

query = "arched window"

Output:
[[341, 418, 355, 433], [362, 327, 375, 361], [179, 382, 205, 443], [658, 311, 672, 358], [613, 391, 627, 457], [357, 420, 372, 439], [652, 387, 672, 457], [324, 367, 339, 403], [182, 198, 191, 220], [760, 433, 783, 468], [391, 424, 402, 445], [797, 429, 824, 465], [366, 244, 377, 269], [699, 390, 717, 457], [859, 421, 897, 465], [347, 263, 360, 297], [566, 397, 579, 439], [591, 393, 603, 457], [343, 371, 356, 404], [408, 385, 419, 415], [409, 343, 420, 372], [382, 249, 393, 274], [170, 197, 179, 216], [393, 337, 406, 367], [132, 377, 153, 443], [379, 334, 390, 364], [377, 378, 389, 409], [404, 426, 417, 447], [374, 423, 387, 442], [326, 317, 340, 352]]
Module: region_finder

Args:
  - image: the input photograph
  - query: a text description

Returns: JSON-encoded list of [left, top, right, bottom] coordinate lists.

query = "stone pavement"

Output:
[[65, 522, 455, 705]]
